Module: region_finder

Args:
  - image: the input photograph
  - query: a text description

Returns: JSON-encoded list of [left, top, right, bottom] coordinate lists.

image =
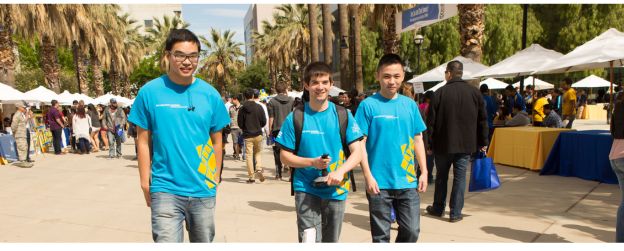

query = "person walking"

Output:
[[275, 62, 363, 242], [561, 78, 577, 128], [355, 54, 428, 242], [228, 94, 243, 160], [129, 28, 230, 243], [238, 88, 267, 183], [268, 81, 294, 180], [103, 98, 126, 159], [87, 104, 101, 152], [425, 60, 489, 223], [11, 103, 33, 168], [46, 100, 65, 155]]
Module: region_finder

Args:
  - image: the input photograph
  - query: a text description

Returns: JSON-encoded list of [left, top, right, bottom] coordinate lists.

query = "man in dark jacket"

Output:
[[267, 81, 294, 180], [425, 60, 489, 223], [238, 88, 268, 183]]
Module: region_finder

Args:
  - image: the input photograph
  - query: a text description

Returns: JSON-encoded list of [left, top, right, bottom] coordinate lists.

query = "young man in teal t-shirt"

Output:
[[355, 54, 429, 242], [275, 62, 363, 242], [129, 29, 230, 243]]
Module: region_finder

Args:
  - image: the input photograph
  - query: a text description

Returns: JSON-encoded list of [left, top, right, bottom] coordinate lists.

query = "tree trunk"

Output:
[[0, 6, 16, 87], [338, 4, 350, 90], [91, 50, 104, 96], [322, 4, 333, 67], [459, 4, 485, 63], [309, 4, 319, 62], [110, 63, 119, 95], [382, 5, 399, 54], [350, 4, 364, 94], [72, 41, 89, 95], [41, 35, 61, 93], [121, 73, 131, 97]]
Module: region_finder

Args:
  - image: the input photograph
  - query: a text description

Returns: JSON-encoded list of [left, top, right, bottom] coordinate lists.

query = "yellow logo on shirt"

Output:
[[329, 150, 351, 196], [401, 137, 417, 183], [196, 139, 217, 189]]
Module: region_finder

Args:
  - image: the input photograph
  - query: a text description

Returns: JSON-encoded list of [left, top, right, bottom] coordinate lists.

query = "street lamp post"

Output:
[[351, 16, 356, 93], [414, 34, 424, 101]]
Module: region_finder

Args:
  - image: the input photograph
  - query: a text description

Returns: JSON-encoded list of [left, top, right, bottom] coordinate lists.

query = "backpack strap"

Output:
[[290, 104, 305, 196], [335, 105, 356, 192]]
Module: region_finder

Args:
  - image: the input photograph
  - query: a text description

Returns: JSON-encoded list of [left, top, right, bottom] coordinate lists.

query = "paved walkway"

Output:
[[0, 119, 618, 242]]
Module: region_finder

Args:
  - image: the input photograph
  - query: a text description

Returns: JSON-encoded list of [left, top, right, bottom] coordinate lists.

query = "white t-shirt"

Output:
[[72, 114, 92, 140]]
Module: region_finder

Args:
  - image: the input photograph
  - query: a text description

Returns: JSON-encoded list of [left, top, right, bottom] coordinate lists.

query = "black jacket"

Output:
[[238, 100, 267, 138], [611, 102, 624, 139], [267, 94, 294, 132], [426, 78, 489, 154]]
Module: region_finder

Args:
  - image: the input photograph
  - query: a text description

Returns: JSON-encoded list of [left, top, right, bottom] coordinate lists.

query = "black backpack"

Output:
[[289, 104, 357, 195]]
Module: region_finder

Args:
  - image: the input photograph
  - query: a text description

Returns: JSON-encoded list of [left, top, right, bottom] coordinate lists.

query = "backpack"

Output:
[[289, 104, 357, 196]]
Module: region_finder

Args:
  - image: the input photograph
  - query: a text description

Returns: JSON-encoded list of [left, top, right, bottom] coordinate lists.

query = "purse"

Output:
[[469, 152, 501, 192]]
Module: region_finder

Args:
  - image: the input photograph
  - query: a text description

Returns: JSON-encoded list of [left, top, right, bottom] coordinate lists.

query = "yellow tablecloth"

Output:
[[583, 104, 607, 120], [487, 127, 573, 170]]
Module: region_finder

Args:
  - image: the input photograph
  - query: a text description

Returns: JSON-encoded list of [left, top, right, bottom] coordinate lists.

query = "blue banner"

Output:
[[401, 4, 439, 30]]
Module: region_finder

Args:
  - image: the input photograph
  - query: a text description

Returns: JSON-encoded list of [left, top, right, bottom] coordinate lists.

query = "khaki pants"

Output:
[[244, 135, 263, 179], [15, 137, 28, 161]]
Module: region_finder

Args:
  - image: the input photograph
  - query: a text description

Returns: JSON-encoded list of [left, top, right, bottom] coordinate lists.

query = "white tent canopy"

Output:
[[57, 90, 77, 105], [537, 28, 624, 74], [473, 44, 563, 78], [480, 78, 509, 90], [329, 86, 346, 97], [94, 93, 132, 107], [426, 81, 446, 92], [408, 56, 489, 83], [572, 75, 614, 88], [512, 76, 554, 90], [24, 86, 59, 104], [0, 82, 28, 103]]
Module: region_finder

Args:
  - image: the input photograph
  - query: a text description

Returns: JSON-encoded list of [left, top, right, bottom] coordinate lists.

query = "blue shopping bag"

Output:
[[469, 152, 501, 192]]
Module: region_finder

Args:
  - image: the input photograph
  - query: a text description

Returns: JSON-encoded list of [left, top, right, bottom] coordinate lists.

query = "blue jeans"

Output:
[[610, 158, 624, 242], [294, 192, 345, 243], [431, 153, 470, 219], [367, 189, 421, 242], [107, 131, 122, 157], [150, 192, 216, 243]]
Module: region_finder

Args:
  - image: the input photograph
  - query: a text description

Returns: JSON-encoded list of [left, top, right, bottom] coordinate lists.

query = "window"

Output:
[[144, 20, 153, 29]]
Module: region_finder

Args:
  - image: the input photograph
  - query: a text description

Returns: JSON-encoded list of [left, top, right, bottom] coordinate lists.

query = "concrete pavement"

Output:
[[0, 119, 619, 242]]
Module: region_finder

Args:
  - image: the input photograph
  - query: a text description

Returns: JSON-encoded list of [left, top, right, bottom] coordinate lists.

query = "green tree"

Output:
[[360, 25, 383, 91], [129, 54, 163, 91], [236, 60, 270, 93], [199, 28, 245, 94]]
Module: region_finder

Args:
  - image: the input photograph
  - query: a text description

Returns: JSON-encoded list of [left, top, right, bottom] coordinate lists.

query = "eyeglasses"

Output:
[[168, 51, 199, 63]]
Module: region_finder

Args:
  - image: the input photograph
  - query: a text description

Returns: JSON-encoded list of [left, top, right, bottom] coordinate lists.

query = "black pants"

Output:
[[51, 129, 62, 154], [77, 138, 90, 154], [271, 130, 283, 177], [26, 128, 31, 161]]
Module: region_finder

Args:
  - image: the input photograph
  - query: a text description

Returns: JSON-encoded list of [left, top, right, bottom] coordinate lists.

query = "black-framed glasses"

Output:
[[168, 51, 199, 63]]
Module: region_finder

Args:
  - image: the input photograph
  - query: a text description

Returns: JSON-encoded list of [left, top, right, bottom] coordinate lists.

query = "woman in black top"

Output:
[[88, 104, 101, 152]]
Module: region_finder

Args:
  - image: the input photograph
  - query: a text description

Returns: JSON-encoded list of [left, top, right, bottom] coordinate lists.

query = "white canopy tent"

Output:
[[425, 81, 446, 92], [329, 86, 346, 97], [23, 86, 59, 104], [473, 44, 563, 78], [57, 90, 77, 105], [480, 78, 509, 90], [536, 28, 624, 74], [408, 56, 489, 84], [94, 93, 132, 107], [73, 93, 96, 105], [572, 75, 614, 88], [0, 82, 28, 104], [512, 77, 554, 90]]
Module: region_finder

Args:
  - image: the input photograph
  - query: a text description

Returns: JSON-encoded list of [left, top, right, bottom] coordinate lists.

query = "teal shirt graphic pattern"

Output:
[[275, 102, 363, 200], [128, 75, 230, 198], [355, 93, 427, 190]]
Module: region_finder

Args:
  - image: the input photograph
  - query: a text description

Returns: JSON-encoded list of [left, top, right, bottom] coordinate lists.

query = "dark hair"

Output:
[[244, 88, 255, 100], [563, 77, 573, 86], [165, 29, 201, 52], [275, 81, 288, 94], [51, 100, 58, 106], [424, 91, 434, 101], [505, 85, 516, 92], [377, 53, 405, 72], [232, 94, 240, 101], [513, 103, 523, 111], [480, 84, 489, 93], [87, 104, 96, 113], [543, 104, 552, 110], [339, 92, 346, 96], [303, 62, 333, 84], [446, 60, 463, 79], [76, 105, 86, 119], [72, 100, 78, 105], [253, 89, 260, 99]]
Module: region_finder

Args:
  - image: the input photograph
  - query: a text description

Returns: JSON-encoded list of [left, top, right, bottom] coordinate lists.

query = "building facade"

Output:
[[119, 4, 183, 36]]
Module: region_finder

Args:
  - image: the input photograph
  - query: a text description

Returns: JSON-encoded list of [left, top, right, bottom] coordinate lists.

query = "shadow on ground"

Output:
[[563, 224, 614, 242], [482, 226, 571, 242], [247, 201, 295, 212], [343, 212, 370, 231]]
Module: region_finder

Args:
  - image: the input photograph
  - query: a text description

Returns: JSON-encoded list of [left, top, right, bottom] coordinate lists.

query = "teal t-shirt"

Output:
[[128, 75, 230, 198], [355, 93, 427, 190], [275, 102, 363, 200]]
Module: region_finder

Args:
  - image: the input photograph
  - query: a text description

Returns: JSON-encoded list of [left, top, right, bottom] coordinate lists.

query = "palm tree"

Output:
[[308, 4, 319, 62], [350, 4, 364, 93], [321, 4, 333, 66], [0, 4, 16, 86], [458, 4, 485, 63], [146, 14, 189, 61], [339, 4, 350, 89], [365, 4, 414, 54], [200, 29, 244, 94]]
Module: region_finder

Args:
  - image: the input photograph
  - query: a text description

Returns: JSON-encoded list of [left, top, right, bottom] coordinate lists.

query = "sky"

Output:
[[182, 4, 250, 51]]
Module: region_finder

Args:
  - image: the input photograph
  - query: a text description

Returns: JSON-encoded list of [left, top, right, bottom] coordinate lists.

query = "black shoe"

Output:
[[26, 159, 35, 163], [426, 205, 444, 217], [449, 216, 463, 223], [246, 179, 255, 184]]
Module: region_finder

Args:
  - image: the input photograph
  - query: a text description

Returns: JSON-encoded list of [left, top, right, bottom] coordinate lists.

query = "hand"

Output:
[[418, 172, 428, 193], [214, 174, 221, 184], [365, 175, 380, 195], [311, 156, 331, 170], [480, 146, 488, 152], [326, 169, 345, 186], [141, 185, 151, 207]]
